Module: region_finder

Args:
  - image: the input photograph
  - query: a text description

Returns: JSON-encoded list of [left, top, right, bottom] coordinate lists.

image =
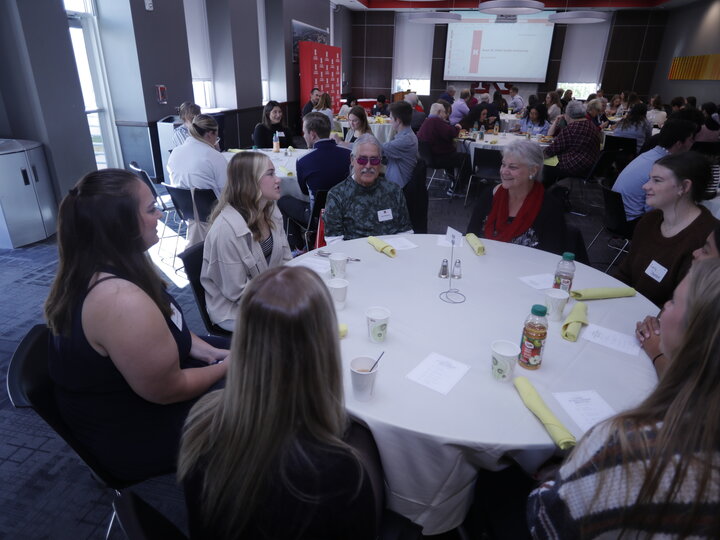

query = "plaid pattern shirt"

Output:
[[544, 118, 600, 176]]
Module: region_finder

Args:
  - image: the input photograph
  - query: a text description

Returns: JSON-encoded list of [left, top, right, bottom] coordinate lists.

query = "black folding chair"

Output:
[[402, 159, 428, 234], [6, 325, 147, 539], [129, 161, 177, 254], [162, 185, 217, 267], [288, 190, 329, 252], [467, 148, 502, 206], [418, 140, 451, 194], [588, 179, 633, 272], [178, 241, 232, 337], [113, 490, 188, 540]]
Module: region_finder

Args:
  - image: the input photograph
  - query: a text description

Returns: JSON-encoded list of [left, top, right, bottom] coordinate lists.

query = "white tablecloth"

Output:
[[701, 196, 720, 219], [289, 235, 658, 534], [336, 119, 394, 143], [223, 149, 311, 202]]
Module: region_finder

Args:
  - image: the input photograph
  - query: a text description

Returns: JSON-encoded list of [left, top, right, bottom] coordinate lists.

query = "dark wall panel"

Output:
[[350, 10, 394, 99]]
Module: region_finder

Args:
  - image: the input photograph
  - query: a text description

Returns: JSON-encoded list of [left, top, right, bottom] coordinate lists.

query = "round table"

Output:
[[499, 112, 521, 132], [456, 133, 552, 167], [289, 235, 658, 534]]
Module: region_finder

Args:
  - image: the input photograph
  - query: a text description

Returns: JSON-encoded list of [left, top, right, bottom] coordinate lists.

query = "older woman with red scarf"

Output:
[[466, 139, 566, 254]]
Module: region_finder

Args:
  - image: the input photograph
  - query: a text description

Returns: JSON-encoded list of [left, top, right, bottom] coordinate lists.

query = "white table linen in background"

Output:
[[223, 148, 311, 202], [499, 112, 521, 132], [289, 235, 658, 534], [336, 118, 395, 143]]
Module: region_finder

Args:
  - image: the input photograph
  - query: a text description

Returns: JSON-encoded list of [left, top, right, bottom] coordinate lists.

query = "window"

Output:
[[394, 79, 430, 96], [557, 82, 600, 101], [65, 0, 121, 169], [192, 80, 214, 109]]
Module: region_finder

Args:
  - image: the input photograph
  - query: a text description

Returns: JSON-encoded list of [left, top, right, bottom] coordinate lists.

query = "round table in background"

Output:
[[223, 148, 310, 202], [289, 235, 658, 534]]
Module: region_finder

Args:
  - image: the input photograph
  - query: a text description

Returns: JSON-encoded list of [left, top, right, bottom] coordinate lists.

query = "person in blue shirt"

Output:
[[382, 101, 418, 188], [371, 94, 389, 116], [518, 104, 550, 136]]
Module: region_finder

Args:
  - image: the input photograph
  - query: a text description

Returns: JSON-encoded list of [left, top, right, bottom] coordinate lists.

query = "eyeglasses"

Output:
[[355, 156, 381, 166]]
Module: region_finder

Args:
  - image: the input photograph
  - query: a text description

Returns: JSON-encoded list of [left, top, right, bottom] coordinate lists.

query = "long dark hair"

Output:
[[260, 100, 286, 130], [178, 266, 357, 539], [619, 103, 649, 129], [45, 169, 169, 335]]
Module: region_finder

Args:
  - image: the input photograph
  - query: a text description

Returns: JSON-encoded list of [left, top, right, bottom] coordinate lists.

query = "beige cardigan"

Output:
[[201, 204, 291, 326]]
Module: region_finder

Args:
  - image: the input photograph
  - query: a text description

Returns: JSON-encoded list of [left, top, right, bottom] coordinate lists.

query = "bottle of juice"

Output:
[[519, 305, 548, 370], [272, 131, 280, 153], [553, 252, 576, 292]]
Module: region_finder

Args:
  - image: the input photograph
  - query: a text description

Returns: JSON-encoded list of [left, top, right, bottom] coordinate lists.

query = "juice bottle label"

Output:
[[553, 273, 572, 292], [519, 323, 547, 369]]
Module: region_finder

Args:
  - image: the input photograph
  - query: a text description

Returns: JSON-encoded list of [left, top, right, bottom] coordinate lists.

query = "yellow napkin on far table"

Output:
[[338, 323, 348, 339], [543, 155, 559, 167], [513, 377, 576, 450], [227, 148, 242, 153], [367, 236, 396, 258], [570, 287, 636, 300], [561, 302, 588, 342], [278, 166, 293, 177], [466, 233, 486, 255]]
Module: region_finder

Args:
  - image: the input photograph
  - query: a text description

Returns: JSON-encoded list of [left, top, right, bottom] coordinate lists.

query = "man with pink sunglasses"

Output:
[[324, 134, 413, 242]]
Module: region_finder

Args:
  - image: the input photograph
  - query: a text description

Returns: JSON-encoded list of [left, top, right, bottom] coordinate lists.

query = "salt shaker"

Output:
[[451, 259, 462, 279], [438, 259, 449, 279]]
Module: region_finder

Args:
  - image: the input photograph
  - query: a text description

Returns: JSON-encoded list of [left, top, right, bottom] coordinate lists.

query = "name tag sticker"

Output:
[[170, 305, 184, 330], [277, 131, 285, 137], [644, 260, 668, 283], [378, 209, 393, 222]]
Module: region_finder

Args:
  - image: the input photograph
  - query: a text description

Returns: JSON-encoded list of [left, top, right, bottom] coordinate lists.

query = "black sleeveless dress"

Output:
[[48, 272, 200, 482]]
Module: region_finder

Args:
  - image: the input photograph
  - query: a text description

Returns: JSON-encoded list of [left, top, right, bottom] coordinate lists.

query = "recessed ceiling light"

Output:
[[478, 0, 544, 15], [408, 12, 463, 23], [548, 11, 610, 24]]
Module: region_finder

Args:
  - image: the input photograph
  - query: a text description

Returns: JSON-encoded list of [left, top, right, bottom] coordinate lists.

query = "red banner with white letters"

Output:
[[298, 41, 342, 114]]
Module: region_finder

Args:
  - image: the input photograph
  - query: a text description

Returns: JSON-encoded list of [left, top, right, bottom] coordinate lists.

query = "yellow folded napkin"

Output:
[[287, 146, 294, 151], [339, 323, 348, 339], [514, 377, 576, 450], [228, 148, 242, 153], [570, 287, 636, 300], [543, 155, 559, 167], [561, 302, 588, 342], [277, 166, 293, 177], [367, 236, 396, 258], [466, 233, 485, 255]]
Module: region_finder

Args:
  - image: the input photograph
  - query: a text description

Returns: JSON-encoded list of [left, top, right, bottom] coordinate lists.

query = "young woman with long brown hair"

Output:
[[179, 266, 375, 539], [200, 152, 291, 331], [529, 258, 720, 538]]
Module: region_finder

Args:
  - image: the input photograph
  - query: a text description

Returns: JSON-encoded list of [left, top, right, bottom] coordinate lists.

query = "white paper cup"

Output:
[[491, 340, 520, 381], [329, 253, 348, 278], [545, 289, 570, 322], [327, 278, 349, 310], [350, 356, 378, 401], [366, 306, 390, 343]]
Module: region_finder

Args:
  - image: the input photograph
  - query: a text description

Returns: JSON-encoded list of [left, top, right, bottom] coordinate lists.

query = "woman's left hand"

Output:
[[636, 315, 661, 360], [190, 333, 230, 364]]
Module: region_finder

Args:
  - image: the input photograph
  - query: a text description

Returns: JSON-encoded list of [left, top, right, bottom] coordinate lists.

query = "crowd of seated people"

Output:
[[41, 84, 720, 539]]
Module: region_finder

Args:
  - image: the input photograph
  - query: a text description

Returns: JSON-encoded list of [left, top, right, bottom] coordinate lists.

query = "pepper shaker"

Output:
[[438, 259, 449, 279], [451, 259, 462, 279]]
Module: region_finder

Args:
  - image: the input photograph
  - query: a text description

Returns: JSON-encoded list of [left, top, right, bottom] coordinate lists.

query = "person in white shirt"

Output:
[[167, 114, 228, 198], [313, 93, 335, 126]]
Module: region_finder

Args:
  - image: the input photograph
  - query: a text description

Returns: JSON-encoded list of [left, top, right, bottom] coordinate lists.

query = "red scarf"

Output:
[[484, 182, 545, 243]]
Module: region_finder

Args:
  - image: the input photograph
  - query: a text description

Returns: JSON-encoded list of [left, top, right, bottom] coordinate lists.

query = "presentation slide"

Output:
[[444, 11, 555, 83]]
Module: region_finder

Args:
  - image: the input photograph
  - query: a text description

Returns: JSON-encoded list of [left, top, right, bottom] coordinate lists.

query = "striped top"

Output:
[[527, 421, 720, 539], [260, 234, 273, 263]]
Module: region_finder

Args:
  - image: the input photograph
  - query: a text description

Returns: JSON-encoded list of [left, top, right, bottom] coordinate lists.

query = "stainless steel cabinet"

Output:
[[0, 139, 57, 249]]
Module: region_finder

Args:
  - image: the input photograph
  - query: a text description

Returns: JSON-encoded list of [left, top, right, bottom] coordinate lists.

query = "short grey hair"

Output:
[[351, 134, 382, 158], [404, 93, 418, 106], [479, 93, 490, 103], [565, 99, 586, 119], [429, 103, 445, 116], [447, 85, 456, 92], [502, 140, 544, 181], [586, 98, 604, 114]]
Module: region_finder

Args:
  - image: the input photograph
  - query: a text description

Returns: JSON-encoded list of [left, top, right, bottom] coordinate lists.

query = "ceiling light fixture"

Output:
[[477, 0, 544, 15], [548, 11, 610, 24], [408, 12, 462, 23]]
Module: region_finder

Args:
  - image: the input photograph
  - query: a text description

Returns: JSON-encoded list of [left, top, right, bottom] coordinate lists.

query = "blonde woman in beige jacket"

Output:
[[201, 152, 291, 331]]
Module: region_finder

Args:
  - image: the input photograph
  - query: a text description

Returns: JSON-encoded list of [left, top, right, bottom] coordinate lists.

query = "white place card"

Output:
[[384, 236, 418, 250], [406, 353, 470, 395], [293, 257, 330, 275], [583, 323, 641, 356], [552, 390, 616, 433], [518, 273, 555, 290]]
